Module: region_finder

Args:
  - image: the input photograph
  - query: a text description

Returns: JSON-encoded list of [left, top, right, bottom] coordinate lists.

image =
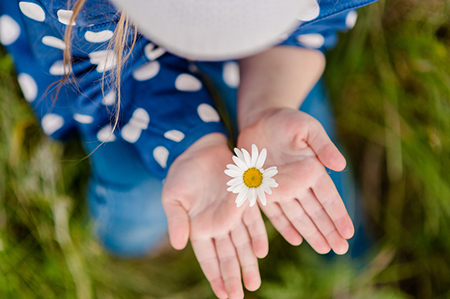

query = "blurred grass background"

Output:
[[1, 0, 450, 298]]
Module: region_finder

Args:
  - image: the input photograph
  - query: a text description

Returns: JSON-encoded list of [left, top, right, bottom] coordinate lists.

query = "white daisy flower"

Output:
[[225, 144, 278, 207]]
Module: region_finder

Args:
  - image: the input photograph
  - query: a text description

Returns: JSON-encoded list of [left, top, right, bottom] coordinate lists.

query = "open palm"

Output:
[[238, 108, 354, 255]]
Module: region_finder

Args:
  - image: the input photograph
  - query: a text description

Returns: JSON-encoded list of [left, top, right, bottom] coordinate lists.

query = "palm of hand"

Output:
[[238, 108, 354, 255], [162, 136, 268, 299]]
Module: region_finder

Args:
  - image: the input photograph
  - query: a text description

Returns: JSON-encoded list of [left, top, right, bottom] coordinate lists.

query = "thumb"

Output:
[[305, 117, 347, 171], [163, 200, 190, 250]]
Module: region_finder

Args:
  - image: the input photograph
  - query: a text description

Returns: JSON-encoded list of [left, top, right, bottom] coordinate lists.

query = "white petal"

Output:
[[248, 188, 257, 207], [236, 188, 248, 207], [241, 148, 252, 168], [144, 43, 166, 60], [226, 177, 243, 186], [234, 148, 246, 164], [226, 164, 243, 174], [251, 144, 258, 167], [225, 169, 241, 178], [297, 34, 325, 49], [257, 187, 267, 206], [231, 183, 246, 194], [264, 186, 273, 195], [232, 155, 248, 171], [263, 167, 278, 178], [255, 148, 267, 169]]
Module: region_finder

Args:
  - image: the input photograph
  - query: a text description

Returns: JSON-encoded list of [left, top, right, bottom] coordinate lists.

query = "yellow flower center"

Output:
[[243, 167, 263, 188]]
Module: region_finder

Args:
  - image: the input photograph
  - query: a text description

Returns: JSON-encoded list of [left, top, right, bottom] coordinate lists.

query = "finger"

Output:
[[260, 201, 303, 246], [162, 200, 189, 250], [304, 117, 347, 171], [279, 199, 331, 254], [215, 235, 245, 299], [191, 238, 228, 299], [312, 173, 355, 240], [297, 190, 349, 255], [243, 206, 268, 258], [231, 224, 261, 292]]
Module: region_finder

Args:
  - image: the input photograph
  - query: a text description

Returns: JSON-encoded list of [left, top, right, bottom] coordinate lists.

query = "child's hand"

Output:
[[162, 133, 268, 299], [237, 108, 354, 255]]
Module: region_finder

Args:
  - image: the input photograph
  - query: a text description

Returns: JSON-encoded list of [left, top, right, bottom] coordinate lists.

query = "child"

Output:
[[0, 0, 376, 298]]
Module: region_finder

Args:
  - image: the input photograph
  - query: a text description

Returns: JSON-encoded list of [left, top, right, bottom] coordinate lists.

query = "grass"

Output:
[[1, 0, 450, 298]]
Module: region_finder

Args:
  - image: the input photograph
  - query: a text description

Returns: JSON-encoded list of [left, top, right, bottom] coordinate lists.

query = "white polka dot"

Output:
[[89, 50, 117, 72], [153, 146, 169, 168], [19, 2, 46, 22], [73, 113, 94, 124], [0, 15, 21, 45], [41, 114, 64, 135], [132, 61, 160, 81], [97, 124, 116, 142], [164, 130, 185, 142], [102, 90, 116, 106], [297, 0, 320, 21], [57, 9, 75, 25], [223, 62, 240, 88], [129, 108, 150, 129], [85, 30, 114, 43], [175, 74, 202, 92], [296, 34, 325, 49], [121, 125, 142, 143], [42, 36, 65, 50], [49, 60, 69, 75], [197, 104, 220, 123], [17, 73, 38, 102], [144, 43, 166, 60], [346, 11, 358, 29]]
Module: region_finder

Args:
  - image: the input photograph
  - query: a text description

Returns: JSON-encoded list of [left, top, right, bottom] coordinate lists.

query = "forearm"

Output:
[[237, 46, 325, 129]]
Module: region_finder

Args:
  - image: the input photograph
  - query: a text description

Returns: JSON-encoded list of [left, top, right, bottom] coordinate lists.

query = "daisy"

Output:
[[225, 144, 278, 207]]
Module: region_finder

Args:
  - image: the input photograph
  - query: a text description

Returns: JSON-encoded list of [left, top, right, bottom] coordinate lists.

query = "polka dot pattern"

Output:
[[0, 15, 21, 45], [102, 90, 116, 106], [132, 61, 160, 81], [89, 50, 117, 72], [198, 104, 220, 123], [296, 33, 325, 49], [41, 114, 64, 135], [49, 60, 68, 75], [73, 113, 94, 124], [57, 9, 75, 25], [17, 73, 38, 102], [42, 36, 65, 50], [175, 74, 202, 91], [121, 108, 150, 143], [19, 2, 46, 22], [85, 30, 114, 43], [346, 10, 358, 29], [97, 124, 116, 142], [164, 130, 185, 142], [223, 61, 240, 88], [153, 146, 169, 168], [144, 43, 166, 61]]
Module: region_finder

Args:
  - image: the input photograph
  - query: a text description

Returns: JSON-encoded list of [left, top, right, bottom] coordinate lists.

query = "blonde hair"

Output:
[[59, 0, 137, 141]]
